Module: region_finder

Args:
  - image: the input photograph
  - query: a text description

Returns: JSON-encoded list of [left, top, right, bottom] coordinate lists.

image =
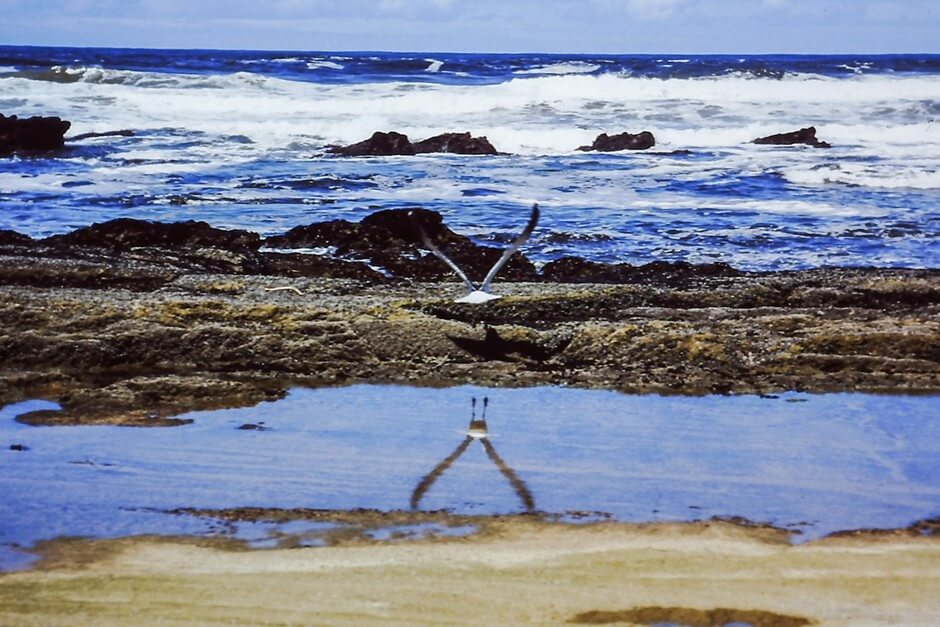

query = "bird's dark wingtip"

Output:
[[527, 203, 540, 231]]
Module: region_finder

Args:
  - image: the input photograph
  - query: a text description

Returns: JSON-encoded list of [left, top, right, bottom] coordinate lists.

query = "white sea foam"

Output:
[[783, 164, 940, 189], [425, 59, 444, 73], [306, 60, 344, 71], [5, 68, 940, 164], [514, 62, 601, 75]]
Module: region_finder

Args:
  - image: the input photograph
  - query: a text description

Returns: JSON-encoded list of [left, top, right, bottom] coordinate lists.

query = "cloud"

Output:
[[623, 0, 688, 19], [0, 0, 937, 53]]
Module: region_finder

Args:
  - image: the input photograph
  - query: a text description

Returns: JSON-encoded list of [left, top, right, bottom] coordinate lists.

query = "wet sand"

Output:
[[2, 520, 939, 626]]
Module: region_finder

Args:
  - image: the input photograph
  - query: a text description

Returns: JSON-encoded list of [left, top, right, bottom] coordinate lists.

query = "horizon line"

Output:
[[2, 42, 939, 57]]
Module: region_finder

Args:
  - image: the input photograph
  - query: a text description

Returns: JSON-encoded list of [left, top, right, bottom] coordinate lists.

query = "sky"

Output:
[[0, 0, 937, 54]]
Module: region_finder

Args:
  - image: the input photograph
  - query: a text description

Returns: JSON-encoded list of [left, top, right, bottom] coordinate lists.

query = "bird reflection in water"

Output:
[[410, 397, 536, 513]]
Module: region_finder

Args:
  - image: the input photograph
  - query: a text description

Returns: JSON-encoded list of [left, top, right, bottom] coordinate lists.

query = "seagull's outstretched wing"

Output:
[[480, 203, 539, 293], [409, 211, 477, 294]]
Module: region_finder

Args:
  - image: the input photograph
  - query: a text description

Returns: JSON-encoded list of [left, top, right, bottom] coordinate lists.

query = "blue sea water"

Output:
[[1, 45, 939, 270]]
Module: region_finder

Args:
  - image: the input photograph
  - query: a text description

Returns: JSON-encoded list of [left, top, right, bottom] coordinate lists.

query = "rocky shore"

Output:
[[0, 211, 937, 426]]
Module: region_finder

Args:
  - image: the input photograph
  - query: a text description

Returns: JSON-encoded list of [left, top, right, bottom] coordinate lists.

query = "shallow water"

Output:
[[2, 385, 938, 570]]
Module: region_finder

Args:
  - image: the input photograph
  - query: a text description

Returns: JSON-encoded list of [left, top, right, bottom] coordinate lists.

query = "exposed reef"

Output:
[[0, 211, 937, 426], [328, 130, 498, 156], [752, 126, 832, 148], [577, 131, 656, 152]]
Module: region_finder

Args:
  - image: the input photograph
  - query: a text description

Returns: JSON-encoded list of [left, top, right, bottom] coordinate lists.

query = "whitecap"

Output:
[[306, 60, 345, 71], [783, 164, 940, 190], [425, 59, 444, 73], [514, 62, 601, 76]]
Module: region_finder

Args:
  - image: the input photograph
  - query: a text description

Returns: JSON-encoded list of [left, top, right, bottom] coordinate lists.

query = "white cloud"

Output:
[[624, 0, 687, 19]]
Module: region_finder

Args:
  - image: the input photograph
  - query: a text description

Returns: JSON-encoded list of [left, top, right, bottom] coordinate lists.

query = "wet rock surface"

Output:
[[578, 131, 656, 151], [0, 214, 937, 425], [752, 126, 832, 148]]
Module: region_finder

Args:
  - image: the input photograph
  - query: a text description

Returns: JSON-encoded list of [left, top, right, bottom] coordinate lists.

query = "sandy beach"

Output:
[[2, 519, 939, 626]]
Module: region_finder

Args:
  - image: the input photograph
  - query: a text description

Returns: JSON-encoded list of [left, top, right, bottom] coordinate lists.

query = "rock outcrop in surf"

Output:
[[0, 113, 71, 155], [412, 132, 498, 155], [752, 126, 832, 148], [578, 131, 656, 152], [329, 131, 497, 156], [328, 131, 416, 156]]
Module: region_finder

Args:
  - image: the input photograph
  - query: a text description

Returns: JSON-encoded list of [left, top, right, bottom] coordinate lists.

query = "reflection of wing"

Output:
[[409, 211, 477, 294], [481, 438, 536, 513], [410, 436, 473, 509], [480, 204, 539, 293]]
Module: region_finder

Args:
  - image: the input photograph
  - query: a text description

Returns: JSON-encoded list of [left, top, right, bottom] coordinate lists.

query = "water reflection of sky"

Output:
[[2, 386, 939, 569]]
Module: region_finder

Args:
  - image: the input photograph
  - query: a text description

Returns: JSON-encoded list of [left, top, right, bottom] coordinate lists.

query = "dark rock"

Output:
[[578, 131, 655, 152], [752, 126, 831, 148], [650, 149, 693, 156], [69, 129, 136, 141], [236, 422, 269, 431], [259, 251, 387, 283], [267, 208, 538, 283], [540, 257, 632, 283], [328, 131, 415, 156], [9, 444, 30, 451], [43, 218, 261, 252], [330, 131, 499, 156], [412, 132, 497, 155], [0, 113, 71, 155], [361, 207, 452, 244], [448, 327, 562, 363], [0, 258, 176, 291], [0, 230, 33, 246], [541, 256, 741, 286]]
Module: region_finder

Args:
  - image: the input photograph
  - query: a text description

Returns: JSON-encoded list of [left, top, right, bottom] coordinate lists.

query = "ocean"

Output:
[[1, 45, 938, 270]]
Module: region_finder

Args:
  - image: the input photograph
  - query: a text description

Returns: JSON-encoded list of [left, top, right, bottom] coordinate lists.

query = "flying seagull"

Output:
[[409, 203, 539, 304]]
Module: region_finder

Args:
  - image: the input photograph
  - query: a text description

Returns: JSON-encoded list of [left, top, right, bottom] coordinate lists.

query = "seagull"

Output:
[[409, 204, 539, 304]]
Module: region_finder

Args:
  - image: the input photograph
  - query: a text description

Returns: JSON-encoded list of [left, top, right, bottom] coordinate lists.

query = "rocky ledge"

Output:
[[0, 213, 937, 426]]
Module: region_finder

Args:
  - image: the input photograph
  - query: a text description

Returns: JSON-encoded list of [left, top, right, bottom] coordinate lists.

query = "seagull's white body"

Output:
[[455, 290, 502, 304], [410, 204, 540, 304]]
